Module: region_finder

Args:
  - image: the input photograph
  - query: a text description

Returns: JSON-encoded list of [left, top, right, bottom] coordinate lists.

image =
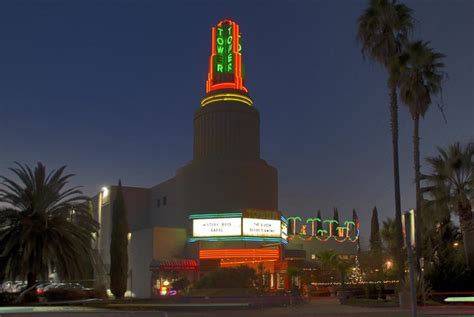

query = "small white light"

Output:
[[128, 232, 132, 241], [101, 187, 109, 198]]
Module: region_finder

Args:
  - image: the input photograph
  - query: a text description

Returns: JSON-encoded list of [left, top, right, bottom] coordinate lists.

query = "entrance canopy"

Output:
[[149, 259, 198, 271]]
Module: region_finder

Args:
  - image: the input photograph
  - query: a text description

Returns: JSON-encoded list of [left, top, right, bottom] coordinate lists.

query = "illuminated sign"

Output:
[[243, 218, 281, 237], [287, 215, 360, 242], [189, 211, 288, 243], [192, 218, 241, 237], [243, 209, 281, 220], [281, 221, 288, 240], [206, 19, 247, 93], [214, 23, 240, 74]]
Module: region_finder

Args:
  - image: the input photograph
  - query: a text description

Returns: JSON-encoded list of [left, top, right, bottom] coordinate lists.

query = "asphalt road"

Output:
[[1, 299, 473, 317]]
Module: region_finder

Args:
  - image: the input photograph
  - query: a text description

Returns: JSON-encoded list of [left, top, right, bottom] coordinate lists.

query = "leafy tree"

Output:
[[357, 0, 414, 287], [333, 207, 340, 235], [110, 180, 129, 299], [352, 209, 361, 252], [423, 142, 474, 271], [381, 217, 397, 264], [398, 40, 445, 268], [171, 277, 190, 292], [424, 214, 473, 291], [316, 210, 323, 234], [0, 162, 98, 288], [369, 207, 383, 268], [315, 250, 352, 289]]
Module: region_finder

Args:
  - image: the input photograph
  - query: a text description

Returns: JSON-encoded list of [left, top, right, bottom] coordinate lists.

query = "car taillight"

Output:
[[37, 288, 44, 295]]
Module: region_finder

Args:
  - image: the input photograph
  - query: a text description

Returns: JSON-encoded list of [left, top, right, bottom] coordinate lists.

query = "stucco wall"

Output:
[[152, 227, 187, 260], [149, 178, 177, 227], [129, 227, 153, 298]]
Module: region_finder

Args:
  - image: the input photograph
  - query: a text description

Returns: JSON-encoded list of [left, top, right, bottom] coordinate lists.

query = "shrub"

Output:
[[194, 266, 257, 289]]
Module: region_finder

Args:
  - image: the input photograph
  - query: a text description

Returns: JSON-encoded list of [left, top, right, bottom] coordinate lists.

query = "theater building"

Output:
[[91, 19, 358, 298]]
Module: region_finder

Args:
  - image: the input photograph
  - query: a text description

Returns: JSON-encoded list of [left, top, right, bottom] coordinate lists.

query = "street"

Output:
[[1, 298, 473, 317]]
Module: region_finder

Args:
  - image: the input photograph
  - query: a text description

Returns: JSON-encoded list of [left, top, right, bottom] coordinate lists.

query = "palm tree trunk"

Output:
[[413, 114, 425, 304], [389, 83, 405, 288], [459, 199, 474, 271], [413, 115, 423, 271]]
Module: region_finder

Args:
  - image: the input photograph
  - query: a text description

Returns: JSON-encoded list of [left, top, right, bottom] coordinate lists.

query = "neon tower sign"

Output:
[[202, 19, 252, 107]]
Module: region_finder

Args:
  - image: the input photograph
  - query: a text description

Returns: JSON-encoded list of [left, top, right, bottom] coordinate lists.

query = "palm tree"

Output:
[[357, 0, 414, 287], [0, 162, 99, 288], [381, 218, 398, 266], [423, 142, 474, 271], [315, 250, 352, 289], [398, 41, 445, 267]]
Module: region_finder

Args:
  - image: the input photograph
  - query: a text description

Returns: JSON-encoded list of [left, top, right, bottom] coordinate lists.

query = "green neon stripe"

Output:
[[188, 237, 288, 244], [189, 213, 242, 219], [444, 296, 474, 302]]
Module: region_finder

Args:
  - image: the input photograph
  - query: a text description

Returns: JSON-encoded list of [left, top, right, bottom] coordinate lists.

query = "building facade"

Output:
[[91, 19, 358, 298]]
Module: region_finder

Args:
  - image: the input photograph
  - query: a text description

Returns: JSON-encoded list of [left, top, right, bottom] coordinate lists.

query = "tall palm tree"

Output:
[[357, 0, 414, 287], [423, 142, 474, 271], [0, 162, 99, 288], [398, 41, 445, 267]]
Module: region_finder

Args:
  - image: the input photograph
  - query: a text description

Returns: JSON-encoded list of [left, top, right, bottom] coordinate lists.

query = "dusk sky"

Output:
[[0, 0, 472, 242]]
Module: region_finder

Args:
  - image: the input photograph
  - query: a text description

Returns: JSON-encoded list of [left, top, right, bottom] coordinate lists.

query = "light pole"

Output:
[[404, 210, 417, 317]]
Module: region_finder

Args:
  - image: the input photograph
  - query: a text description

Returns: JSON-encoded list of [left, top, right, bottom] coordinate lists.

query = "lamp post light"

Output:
[[404, 209, 417, 317]]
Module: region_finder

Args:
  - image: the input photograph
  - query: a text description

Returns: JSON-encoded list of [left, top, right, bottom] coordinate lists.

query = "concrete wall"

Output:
[[175, 159, 278, 222], [193, 100, 260, 161], [174, 98, 278, 220], [152, 227, 187, 260], [149, 178, 177, 227], [129, 227, 153, 298]]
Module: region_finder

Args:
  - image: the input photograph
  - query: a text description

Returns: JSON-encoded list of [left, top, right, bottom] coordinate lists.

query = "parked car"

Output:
[[35, 282, 53, 296], [0, 281, 27, 293], [38, 283, 98, 302]]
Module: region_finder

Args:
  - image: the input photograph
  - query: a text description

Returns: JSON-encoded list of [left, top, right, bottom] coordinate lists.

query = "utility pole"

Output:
[[404, 210, 417, 317]]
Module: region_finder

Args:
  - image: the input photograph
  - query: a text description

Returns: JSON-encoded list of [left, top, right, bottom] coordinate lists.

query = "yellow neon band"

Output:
[[201, 93, 253, 107]]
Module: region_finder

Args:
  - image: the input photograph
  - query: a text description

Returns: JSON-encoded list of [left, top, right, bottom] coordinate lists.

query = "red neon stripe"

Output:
[[199, 248, 280, 259]]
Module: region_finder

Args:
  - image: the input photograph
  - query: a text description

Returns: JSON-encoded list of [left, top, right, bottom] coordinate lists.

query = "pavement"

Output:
[[0, 298, 473, 317]]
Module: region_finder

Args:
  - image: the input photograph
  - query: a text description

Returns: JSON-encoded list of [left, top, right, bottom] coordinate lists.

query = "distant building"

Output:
[[90, 19, 358, 298]]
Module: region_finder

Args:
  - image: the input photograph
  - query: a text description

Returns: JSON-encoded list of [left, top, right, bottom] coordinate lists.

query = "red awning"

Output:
[[149, 259, 198, 271]]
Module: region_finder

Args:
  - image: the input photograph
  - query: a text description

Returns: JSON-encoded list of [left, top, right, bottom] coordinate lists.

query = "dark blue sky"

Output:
[[0, 0, 472, 241]]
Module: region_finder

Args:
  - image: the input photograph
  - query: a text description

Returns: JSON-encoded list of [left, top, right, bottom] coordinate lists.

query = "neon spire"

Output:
[[205, 19, 247, 94]]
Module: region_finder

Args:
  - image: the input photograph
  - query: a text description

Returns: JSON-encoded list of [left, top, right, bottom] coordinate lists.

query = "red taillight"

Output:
[[37, 288, 44, 295]]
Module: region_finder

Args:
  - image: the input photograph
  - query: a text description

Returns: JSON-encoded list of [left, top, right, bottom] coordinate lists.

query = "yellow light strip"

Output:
[[220, 259, 277, 266], [201, 93, 253, 107]]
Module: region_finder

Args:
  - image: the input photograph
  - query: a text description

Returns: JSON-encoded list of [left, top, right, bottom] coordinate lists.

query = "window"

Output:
[[156, 199, 161, 207], [163, 196, 167, 206]]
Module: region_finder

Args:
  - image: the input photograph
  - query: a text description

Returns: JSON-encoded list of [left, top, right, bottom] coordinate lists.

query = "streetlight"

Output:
[[453, 242, 459, 248], [385, 260, 393, 270]]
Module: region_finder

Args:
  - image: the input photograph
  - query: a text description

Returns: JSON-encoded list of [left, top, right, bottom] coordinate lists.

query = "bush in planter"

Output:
[[365, 284, 378, 299], [0, 292, 16, 305]]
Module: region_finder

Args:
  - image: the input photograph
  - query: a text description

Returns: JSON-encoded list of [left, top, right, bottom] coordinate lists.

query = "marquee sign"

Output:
[[242, 218, 281, 237], [188, 211, 288, 243], [206, 19, 247, 93], [192, 218, 241, 237]]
